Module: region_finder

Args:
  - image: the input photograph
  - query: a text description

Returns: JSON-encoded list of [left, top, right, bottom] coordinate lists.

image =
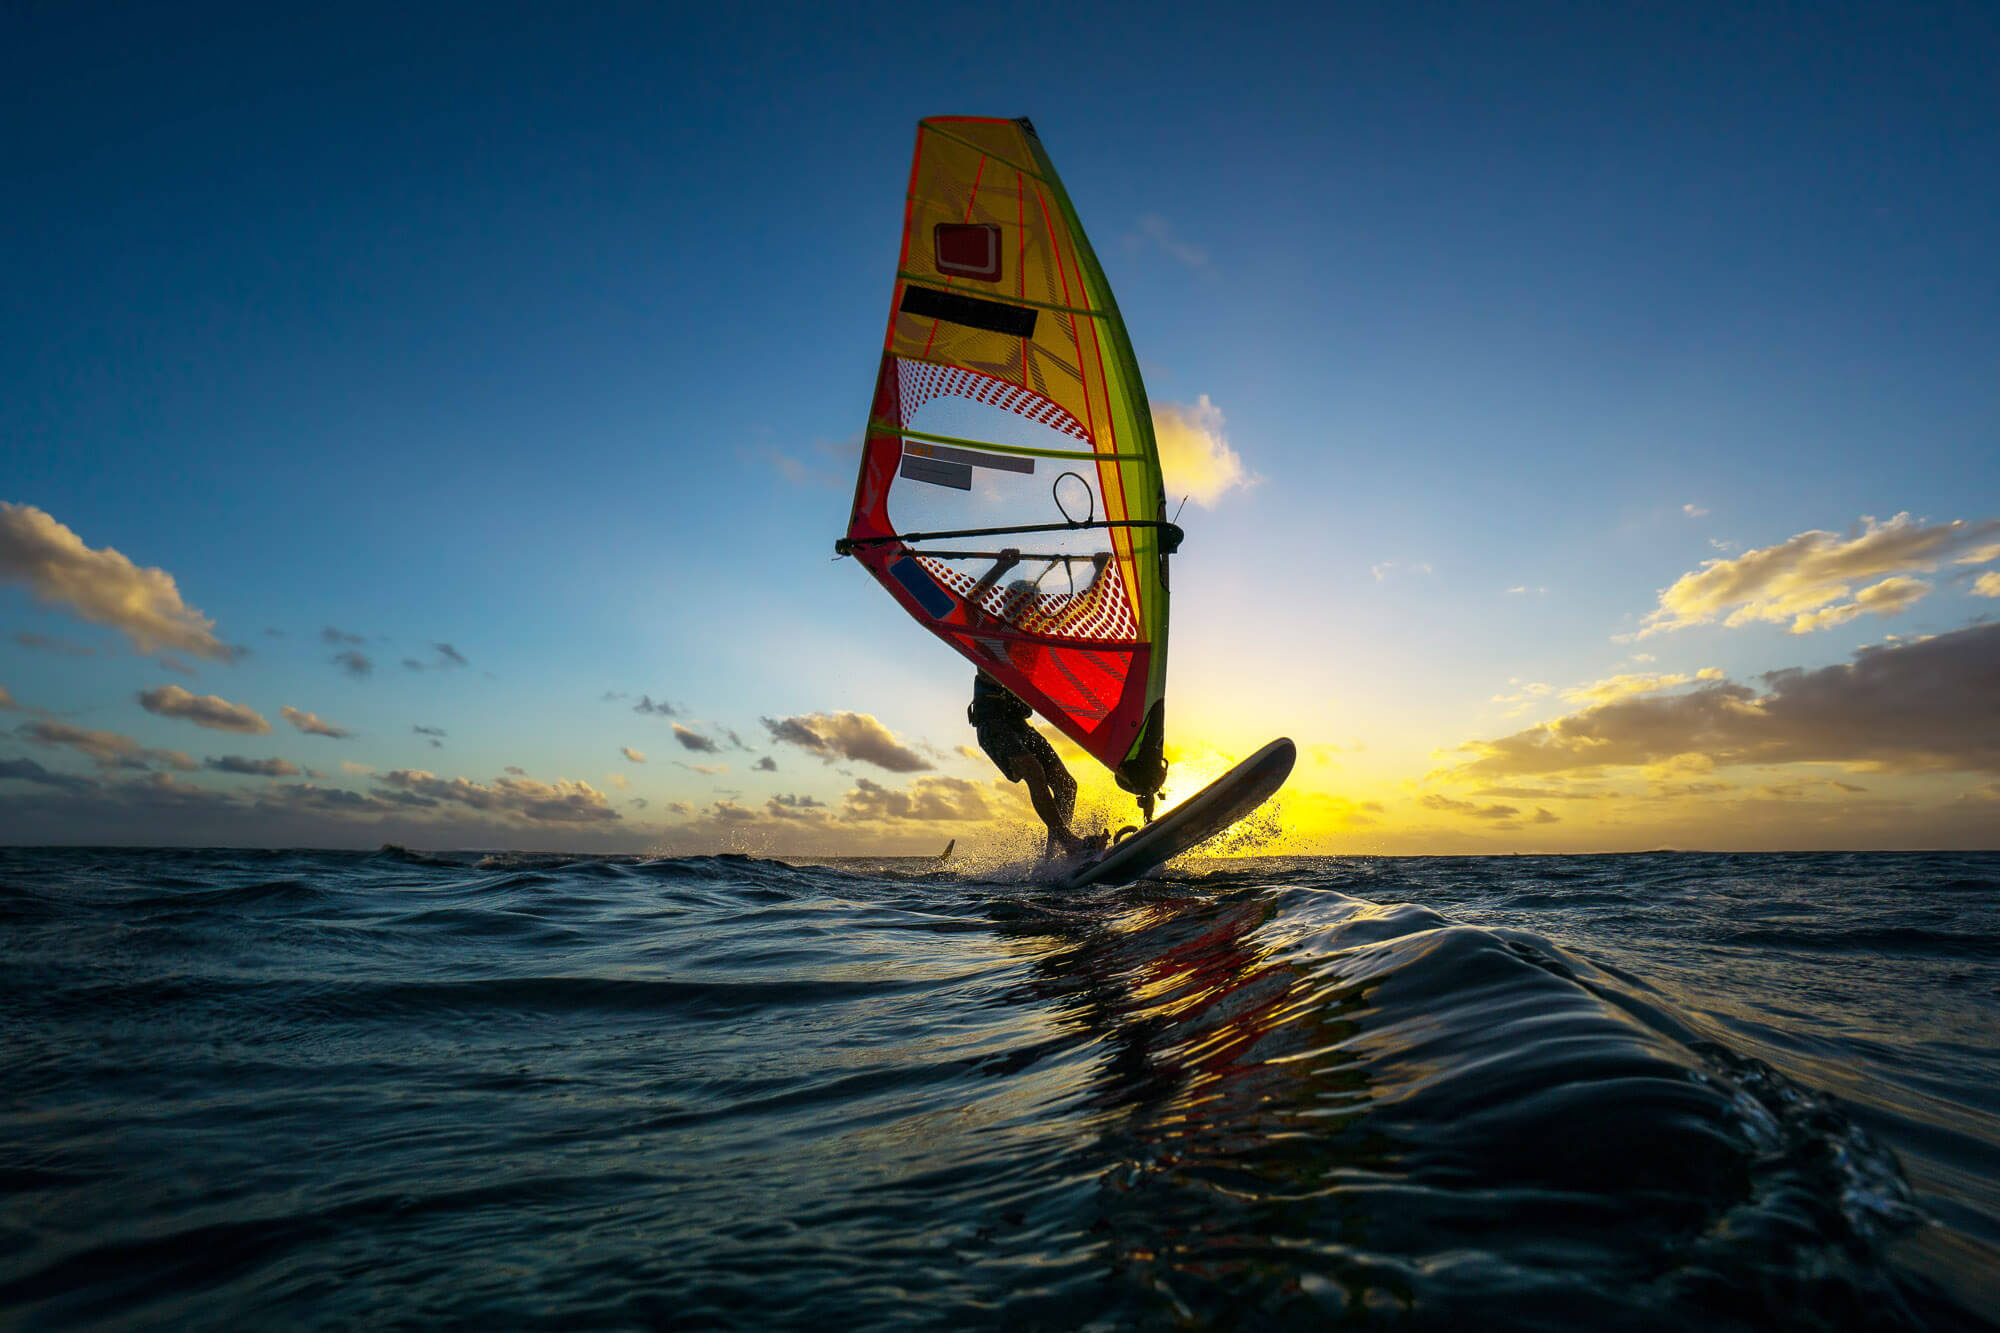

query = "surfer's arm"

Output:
[[1081, 551, 1111, 593], [965, 549, 1021, 610]]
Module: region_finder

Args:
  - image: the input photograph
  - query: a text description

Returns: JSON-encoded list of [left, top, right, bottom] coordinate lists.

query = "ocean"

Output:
[[2, 846, 1996, 1330]]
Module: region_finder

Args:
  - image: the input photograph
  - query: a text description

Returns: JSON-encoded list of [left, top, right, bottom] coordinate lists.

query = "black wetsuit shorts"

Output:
[[969, 674, 1077, 815]]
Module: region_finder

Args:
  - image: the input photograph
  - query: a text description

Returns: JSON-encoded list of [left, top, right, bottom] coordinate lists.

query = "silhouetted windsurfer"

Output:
[[965, 549, 1103, 859]]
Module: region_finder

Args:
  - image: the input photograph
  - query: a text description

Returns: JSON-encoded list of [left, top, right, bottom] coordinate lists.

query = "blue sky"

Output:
[[4, 0, 1996, 851]]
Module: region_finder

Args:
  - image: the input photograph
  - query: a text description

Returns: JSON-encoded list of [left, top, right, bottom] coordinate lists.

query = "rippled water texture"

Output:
[[3, 848, 1997, 1329]]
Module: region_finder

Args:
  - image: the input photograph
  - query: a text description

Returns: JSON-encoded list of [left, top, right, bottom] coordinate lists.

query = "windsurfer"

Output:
[[965, 550, 1102, 859], [969, 670, 1096, 859]]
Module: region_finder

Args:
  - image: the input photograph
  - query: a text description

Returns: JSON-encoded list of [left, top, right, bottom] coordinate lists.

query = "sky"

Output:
[[3, 0, 1997, 854]]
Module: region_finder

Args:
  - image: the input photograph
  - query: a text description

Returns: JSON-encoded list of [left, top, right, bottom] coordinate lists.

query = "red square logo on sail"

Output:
[[934, 224, 1002, 282]]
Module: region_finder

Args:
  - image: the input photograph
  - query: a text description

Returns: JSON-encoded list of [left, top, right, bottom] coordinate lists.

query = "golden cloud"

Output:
[[761, 712, 932, 773], [1632, 513, 2000, 638], [1974, 571, 2000, 598], [18, 720, 194, 771], [281, 705, 351, 739], [0, 503, 236, 660], [1560, 668, 1723, 707], [1152, 396, 1255, 508], [1439, 622, 2000, 780], [139, 685, 270, 734], [375, 769, 619, 823], [841, 775, 994, 822], [1786, 576, 1930, 634]]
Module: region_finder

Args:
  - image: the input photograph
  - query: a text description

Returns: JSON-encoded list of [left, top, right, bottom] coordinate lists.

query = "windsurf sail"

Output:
[[837, 116, 1178, 812]]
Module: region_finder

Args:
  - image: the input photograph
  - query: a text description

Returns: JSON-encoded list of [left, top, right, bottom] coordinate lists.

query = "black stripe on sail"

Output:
[[899, 455, 973, 490], [901, 285, 1038, 338]]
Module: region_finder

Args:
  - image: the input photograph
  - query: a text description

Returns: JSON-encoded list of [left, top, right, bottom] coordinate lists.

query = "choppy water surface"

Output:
[[2, 847, 1997, 1329]]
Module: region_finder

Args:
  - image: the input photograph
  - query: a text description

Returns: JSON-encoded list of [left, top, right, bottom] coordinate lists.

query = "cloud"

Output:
[[205, 755, 301, 777], [1761, 778, 1869, 798], [0, 757, 96, 793], [710, 800, 759, 822], [154, 655, 197, 676], [622, 746, 646, 763], [753, 756, 777, 772], [268, 783, 408, 814], [1971, 571, 2000, 598], [840, 775, 993, 822], [138, 684, 271, 734], [1490, 680, 1555, 718], [762, 438, 853, 491], [1420, 794, 1521, 820], [0, 685, 15, 711], [414, 725, 446, 738], [1559, 668, 1724, 707], [281, 705, 351, 739], [1418, 793, 1558, 831], [402, 643, 469, 672], [375, 769, 620, 823], [18, 721, 194, 771], [1471, 785, 1612, 801], [1131, 214, 1207, 267], [0, 503, 237, 660], [1683, 504, 1709, 518], [504, 765, 526, 775], [333, 650, 373, 678], [1633, 513, 2000, 637], [339, 760, 374, 775], [1152, 396, 1254, 508], [764, 793, 827, 820], [14, 632, 95, 656], [1786, 575, 1932, 634], [633, 695, 678, 716], [1439, 622, 2000, 780], [322, 627, 366, 645], [760, 712, 931, 773], [673, 724, 720, 753]]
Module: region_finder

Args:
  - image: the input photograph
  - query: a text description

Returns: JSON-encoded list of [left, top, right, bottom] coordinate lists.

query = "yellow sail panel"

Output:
[[890, 125, 1110, 457]]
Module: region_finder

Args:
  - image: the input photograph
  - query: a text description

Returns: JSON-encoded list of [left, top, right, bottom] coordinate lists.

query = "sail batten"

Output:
[[841, 117, 1174, 804]]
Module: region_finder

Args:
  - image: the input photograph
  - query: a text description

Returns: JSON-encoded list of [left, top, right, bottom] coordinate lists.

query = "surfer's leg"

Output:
[[1009, 753, 1083, 857], [1021, 729, 1077, 830]]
